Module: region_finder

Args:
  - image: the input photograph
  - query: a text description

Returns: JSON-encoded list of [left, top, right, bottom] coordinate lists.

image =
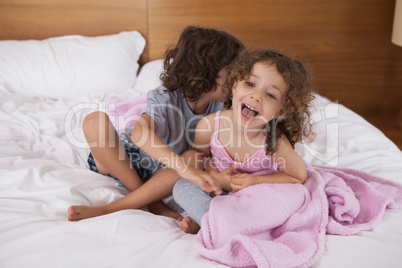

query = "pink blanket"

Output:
[[105, 95, 147, 130], [195, 164, 402, 268]]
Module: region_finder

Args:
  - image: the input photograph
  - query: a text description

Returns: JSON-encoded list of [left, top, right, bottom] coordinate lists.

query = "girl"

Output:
[[172, 48, 316, 233], [68, 26, 244, 221]]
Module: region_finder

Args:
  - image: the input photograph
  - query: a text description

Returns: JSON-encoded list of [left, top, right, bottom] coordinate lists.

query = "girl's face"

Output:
[[210, 68, 229, 102], [232, 62, 287, 129]]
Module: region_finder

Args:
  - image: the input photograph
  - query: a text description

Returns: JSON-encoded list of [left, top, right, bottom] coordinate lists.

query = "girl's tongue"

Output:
[[241, 104, 258, 119]]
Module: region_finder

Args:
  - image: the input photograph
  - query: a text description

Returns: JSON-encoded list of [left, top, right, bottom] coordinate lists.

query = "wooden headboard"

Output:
[[0, 0, 401, 147]]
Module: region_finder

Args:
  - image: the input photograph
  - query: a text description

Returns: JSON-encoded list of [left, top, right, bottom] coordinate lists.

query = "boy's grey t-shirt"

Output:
[[136, 85, 223, 172]]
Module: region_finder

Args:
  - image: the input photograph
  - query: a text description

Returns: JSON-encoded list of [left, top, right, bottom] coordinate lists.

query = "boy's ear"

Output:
[[232, 81, 238, 92]]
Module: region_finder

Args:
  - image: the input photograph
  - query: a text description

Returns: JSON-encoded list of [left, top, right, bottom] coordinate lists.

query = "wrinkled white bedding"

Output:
[[0, 66, 401, 267]]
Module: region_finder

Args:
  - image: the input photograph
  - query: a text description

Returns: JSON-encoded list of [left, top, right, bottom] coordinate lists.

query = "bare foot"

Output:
[[67, 205, 105, 221], [147, 200, 183, 221], [181, 217, 200, 234]]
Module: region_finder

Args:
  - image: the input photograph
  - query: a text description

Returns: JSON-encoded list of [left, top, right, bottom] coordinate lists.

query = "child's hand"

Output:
[[180, 165, 222, 195], [230, 172, 258, 192], [209, 165, 235, 193]]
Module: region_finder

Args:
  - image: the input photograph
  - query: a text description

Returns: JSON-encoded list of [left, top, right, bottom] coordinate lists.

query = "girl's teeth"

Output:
[[245, 104, 257, 112], [242, 104, 258, 119]]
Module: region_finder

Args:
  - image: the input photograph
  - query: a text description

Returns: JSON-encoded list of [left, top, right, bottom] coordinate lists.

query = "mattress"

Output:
[[0, 59, 401, 268]]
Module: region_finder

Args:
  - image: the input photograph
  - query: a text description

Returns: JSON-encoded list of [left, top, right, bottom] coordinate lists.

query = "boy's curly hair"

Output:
[[160, 26, 245, 102], [223, 49, 316, 155]]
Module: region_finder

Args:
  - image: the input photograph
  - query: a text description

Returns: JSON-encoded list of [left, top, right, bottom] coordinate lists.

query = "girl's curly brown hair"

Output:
[[160, 26, 245, 102], [223, 49, 316, 155]]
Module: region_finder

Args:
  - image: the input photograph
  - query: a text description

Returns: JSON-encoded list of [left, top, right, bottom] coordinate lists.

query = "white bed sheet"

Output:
[[0, 63, 401, 267]]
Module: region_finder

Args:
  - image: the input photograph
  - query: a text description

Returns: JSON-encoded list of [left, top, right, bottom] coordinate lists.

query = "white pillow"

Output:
[[134, 59, 164, 95], [0, 31, 145, 99]]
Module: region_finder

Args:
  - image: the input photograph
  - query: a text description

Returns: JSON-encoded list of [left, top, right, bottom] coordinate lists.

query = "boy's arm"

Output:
[[131, 113, 221, 194], [205, 158, 234, 192], [131, 113, 178, 169]]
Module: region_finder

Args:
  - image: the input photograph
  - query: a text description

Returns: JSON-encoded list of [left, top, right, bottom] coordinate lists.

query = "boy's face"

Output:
[[210, 68, 228, 102]]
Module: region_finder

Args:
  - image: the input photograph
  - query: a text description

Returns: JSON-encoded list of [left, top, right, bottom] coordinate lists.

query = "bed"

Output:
[[1, 0, 401, 267]]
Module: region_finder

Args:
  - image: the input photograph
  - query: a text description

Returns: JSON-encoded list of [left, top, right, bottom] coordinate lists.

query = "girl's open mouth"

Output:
[[241, 103, 259, 119]]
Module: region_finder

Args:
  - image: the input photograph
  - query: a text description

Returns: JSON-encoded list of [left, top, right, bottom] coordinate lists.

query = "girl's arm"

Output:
[[269, 135, 307, 183], [192, 113, 234, 191], [230, 136, 307, 192], [131, 113, 221, 194]]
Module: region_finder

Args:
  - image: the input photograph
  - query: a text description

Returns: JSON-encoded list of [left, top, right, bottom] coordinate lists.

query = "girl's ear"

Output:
[[276, 108, 286, 120], [276, 97, 288, 119]]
